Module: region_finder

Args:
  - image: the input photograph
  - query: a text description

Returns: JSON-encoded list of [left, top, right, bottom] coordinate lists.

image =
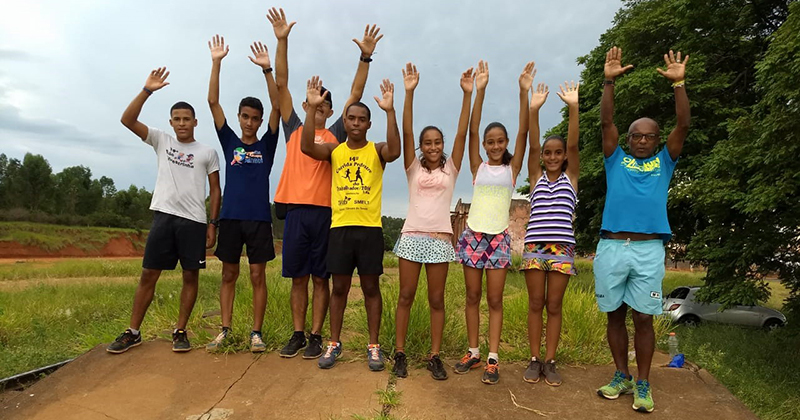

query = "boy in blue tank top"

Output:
[[594, 47, 690, 414]]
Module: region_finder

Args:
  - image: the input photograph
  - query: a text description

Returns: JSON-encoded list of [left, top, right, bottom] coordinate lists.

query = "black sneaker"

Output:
[[427, 354, 448, 381], [523, 356, 543, 383], [303, 333, 323, 359], [481, 359, 500, 385], [543, 359, 562, 386], [172, 329, 191, 352], [453, 352, 482, 374], [393, 352, 408, 378], [106, 329, 142, 354], [280, 331, 307, 358]]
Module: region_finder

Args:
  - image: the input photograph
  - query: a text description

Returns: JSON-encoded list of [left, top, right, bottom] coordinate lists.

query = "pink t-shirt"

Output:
[[401, 157, 459, 234]]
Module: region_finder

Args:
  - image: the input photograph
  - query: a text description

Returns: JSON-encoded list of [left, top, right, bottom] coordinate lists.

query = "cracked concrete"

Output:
[[0, 343, 758, 419]]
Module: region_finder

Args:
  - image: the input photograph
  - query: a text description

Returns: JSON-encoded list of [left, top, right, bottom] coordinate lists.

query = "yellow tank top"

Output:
[[330, 141, 383, 228]]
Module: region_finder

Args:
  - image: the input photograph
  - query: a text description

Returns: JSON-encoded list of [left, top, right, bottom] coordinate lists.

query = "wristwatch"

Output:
[[209, 218, 219, 226]]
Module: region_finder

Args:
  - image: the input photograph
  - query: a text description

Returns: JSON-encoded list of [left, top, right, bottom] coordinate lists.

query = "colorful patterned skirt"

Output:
[[521, 242, 577, 275], [456, 227, 512, 270], [394, 232, 457, 264]]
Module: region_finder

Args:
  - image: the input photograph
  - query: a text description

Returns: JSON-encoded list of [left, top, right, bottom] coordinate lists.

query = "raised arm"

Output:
[[206, 171, 221, 249], [374, 79, 401, 164], [267, 7, 296, 124], [121, 67, 170, 141], [207, 35, 229, 131], [249, 41, 281, 132], [527, 82, 549, 185], [401, 62, 419, 169], [601, 46, 634, 158], [468, 60, 489, 177], [511, 61, 535, 179], [557, 81, 581, 189], [342, 25, 383, 120], [451, 67, 474, 172], [300, 77, 337, 161], [658, 50, 690, 160]]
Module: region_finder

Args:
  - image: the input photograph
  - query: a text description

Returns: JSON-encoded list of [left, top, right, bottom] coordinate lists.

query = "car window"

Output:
[[669, 287, 690, 299]]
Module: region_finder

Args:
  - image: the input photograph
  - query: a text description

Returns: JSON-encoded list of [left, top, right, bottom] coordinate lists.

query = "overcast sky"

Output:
[[0, 0, 620, 218]]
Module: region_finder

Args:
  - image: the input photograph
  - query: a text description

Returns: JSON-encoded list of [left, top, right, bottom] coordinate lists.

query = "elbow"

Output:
[[120, 117, 132, 128], [207, 97, 218, 106]]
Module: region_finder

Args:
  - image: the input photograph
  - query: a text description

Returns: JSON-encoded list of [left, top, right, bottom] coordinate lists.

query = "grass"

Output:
[[0, 221, 146, 252], [0, 255, 797, 420]]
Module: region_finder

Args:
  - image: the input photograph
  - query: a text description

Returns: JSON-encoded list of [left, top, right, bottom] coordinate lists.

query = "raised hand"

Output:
[[657, 50, 689, 82], [475, 60, 489, 91], [374, 79, 394, 111], [556, 81, 580, 106], [401, 62, 419, 92], [460, 67, 475, 94], [519, 61, 536, 92], [306, 76, 329, 107], [530, 83, 549, 110], [604, 46, 634, 80], [353, 24, 383, 56], [144, 67, 170, 92], [248, 41, 272, 69], [208, 34, 229, 62], [266, 7, 296, 39]]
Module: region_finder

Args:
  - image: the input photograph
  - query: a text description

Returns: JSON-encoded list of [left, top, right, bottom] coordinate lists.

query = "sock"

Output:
[[251, 330, 261, 335], [468, 347, 480, 358], [488, 352, 499, 364], [531, 356, 539, 362], [222, 326, 231, 335], [129, 328, 140, 336]]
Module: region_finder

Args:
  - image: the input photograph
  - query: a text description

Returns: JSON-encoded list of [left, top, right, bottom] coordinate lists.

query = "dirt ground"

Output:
[[0, 342, 757, 420]]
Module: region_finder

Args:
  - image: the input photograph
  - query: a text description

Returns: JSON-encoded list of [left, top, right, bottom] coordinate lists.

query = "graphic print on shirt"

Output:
[[622, 156, 661, 175], [166, 147, 195, 168], [230, 147, 264, 166], [334, 155, 374, 209]]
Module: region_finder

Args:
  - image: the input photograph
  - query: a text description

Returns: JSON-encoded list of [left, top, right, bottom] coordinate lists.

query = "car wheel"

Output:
[[680, 315, 700, 327], [763, 318, 784, 331]]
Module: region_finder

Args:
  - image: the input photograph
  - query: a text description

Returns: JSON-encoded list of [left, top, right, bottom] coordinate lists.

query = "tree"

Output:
[[18, 153, 55, 212], [689, 1, 800, 311], [381, 216, 405, 251]]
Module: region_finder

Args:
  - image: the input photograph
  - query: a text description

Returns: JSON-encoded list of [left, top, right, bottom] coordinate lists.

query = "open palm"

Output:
[[248, 42, 272, 69], [402, 62, 419, 91], [657, 50, 689, 82], [604, 46, 633, 79], [530, 83, 549, 109], [374, 79, 394, 111], [267, 7, 296, 39], [208, 34, 228, 61], [460, 67, 475, 94]]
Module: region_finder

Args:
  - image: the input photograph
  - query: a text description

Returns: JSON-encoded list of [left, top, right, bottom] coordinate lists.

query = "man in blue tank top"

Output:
[[594, 47, 690, 414]]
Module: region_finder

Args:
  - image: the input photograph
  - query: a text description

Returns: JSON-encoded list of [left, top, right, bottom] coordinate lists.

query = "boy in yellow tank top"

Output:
[[301, 76, 401, 371]]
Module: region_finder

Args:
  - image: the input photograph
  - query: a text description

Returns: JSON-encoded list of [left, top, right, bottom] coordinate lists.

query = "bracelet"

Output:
[[671, 80, 685, 88], [209, 218, 219, 227], [262, 67, 273, 74], [142, 87, 153, 95], [603, 79, 615, 86], [360, 55, 373, 63]]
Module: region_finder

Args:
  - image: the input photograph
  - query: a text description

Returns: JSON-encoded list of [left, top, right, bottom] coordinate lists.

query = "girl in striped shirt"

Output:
[[521, 81, 580, 387]]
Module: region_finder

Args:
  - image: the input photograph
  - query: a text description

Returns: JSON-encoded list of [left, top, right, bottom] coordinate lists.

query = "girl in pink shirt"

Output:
[[391, 63, 474, 381]]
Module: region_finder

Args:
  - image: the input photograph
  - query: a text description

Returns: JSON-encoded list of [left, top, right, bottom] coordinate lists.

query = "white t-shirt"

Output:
[[144, 127, 220, 224]]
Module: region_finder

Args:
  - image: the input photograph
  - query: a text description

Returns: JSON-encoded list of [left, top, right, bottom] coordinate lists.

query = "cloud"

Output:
[[0, 49, 33, 61]]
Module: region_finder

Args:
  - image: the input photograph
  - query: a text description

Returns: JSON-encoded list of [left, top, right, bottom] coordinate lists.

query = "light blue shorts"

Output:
[[593, 239, 665, 315]]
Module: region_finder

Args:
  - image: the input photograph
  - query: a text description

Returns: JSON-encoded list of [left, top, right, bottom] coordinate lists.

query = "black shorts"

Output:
[[214, 219, 276, 264], [143, 211, 207, 270], [282, 206, 331, 279], [327, 226, 384, 276]]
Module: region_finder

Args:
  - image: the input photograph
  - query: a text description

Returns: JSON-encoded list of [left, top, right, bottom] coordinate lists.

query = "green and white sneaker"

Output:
[[633, 379, 655, 413], [206, 328, 229, 352], [597, 370, 635, 399]]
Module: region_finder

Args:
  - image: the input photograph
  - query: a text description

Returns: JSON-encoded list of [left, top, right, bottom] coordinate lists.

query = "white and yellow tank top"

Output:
[[330, 141, 384, 228], [466, 162, 514, 234]]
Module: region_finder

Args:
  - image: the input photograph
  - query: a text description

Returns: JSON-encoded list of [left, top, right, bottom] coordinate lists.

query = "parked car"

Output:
[[662, 286, 786, 329]]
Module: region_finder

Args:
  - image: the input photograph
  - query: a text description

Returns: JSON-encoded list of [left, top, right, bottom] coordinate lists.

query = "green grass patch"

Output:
[[0, 221, 146, 252]]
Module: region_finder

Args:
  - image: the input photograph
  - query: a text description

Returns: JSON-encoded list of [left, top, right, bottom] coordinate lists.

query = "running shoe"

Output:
[[523, 356, 543, 383], [205, 328, 229, 352], [393, 352, 408, 378], [303, 333, 323, 359], [280, 331, 307, 358], [543, 359, 562, 386], [250, 331, 266, 353], [172, 329, 191, 352], [318, 341, 342, 369], [106, 329, 142, 354], [453, 352, 482, 374], [632, 379, 655, 413], [367, 344, 386, 372], [481, 359, 500, 384], [597, 370, 635, 399], [427, 354, 448, 380]]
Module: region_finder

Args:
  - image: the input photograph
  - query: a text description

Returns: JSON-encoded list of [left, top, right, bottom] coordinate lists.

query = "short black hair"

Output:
[[170, 101, 195, 118], [238, 97, 264, 118], [320, 86, 333, 108], [346, 101, 371, 121]]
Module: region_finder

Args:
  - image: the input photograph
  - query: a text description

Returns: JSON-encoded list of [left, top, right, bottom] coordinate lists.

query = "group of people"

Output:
[[105, 7, 690, 415]]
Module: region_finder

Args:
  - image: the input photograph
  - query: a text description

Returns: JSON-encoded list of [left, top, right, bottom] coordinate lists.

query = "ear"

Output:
[[301, 102, 309, 112], [366, 120, 372, 130], [168, 118, 174, 128], [193, 118, 198, 127], [326, 108, 334, 118]]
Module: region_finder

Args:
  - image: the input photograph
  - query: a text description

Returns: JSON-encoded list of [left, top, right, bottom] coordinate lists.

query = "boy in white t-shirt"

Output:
[[107, 67, 221, 354]]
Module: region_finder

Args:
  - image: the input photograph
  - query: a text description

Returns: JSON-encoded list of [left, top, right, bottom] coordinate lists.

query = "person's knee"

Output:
[[546, 299, 563, 317], [140, 269, 160, 286], [331, 282, 350, 297], [465, 286, 481, 306], [221, 266, 240, 284], [529, 295, 545, 313], [182, 269, 199, 284], [631, 310, 653, 329], [398, 288, 416, 308], [428, 294, 445, 312], [607, 306, 628, 326], [311, 276, 329, 290], [361, 280, 381, 299], [487, 294, 503, 312], [249, 268, 266, 287]]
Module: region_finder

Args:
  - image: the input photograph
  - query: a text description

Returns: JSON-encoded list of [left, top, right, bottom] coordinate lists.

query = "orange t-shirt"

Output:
[[274, 111, 345, 206]]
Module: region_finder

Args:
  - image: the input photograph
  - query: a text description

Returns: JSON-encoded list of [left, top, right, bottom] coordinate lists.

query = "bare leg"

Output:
[[485, 268, 508, 354], [631, 309, 655, 381], [129, 268, 162, 330], [425, 262, 449, 355], [329, 274, 352, 343], [543, 272, 570, 361], [310, 275, 330, 335], [607, 304, 630, 376], [176, 269, 199, 330], [524, 269, 546, 359], [395, 258, 422, 352], [360, 274, 382, 344], [463, 266, 483, 349], [291, 275, 310, 332], [219, 262, 240, 328], [249, 263, 267, 332]]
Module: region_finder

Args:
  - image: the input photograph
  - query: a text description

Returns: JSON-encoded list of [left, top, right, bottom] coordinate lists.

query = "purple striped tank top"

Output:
[[525, 172, 576, 245]]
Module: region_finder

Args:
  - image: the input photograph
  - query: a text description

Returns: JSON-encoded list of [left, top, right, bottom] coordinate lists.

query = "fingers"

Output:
[[622, 64, 634, 72], [657, 68, 666, 76]]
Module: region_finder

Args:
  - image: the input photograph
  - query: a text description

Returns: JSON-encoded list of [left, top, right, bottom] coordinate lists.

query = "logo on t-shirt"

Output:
[[230, 147, 264, 166], [335, 156, 373, 205], [621, 156, 661, 176], [166, 148, 195, 168]]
